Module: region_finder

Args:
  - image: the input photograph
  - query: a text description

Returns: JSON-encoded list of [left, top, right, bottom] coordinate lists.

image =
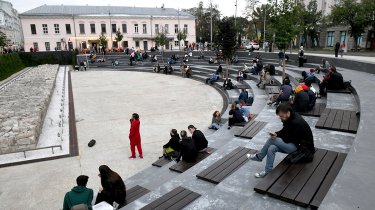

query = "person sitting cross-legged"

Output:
[[176, 130, 198, 163], [247, 103, 315, 178], [228, 103, 245, 129], [188, 125, 208, 152], [205, 72, 219, 85], [223, 78, 234, 90], [208, 111, 222, 130], [162, 129, 181, 160], [63, 175, 94, 210]]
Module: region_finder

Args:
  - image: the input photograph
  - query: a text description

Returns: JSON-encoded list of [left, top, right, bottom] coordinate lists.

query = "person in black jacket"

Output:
[[95, 165, 126, 207], [162, 129, 181, 159], [247, 103, 315, 178], [176, 130, 198, 163], [292, 85, 310, 113], [228, 103, 245, 129], [188, 125, 208, 152]]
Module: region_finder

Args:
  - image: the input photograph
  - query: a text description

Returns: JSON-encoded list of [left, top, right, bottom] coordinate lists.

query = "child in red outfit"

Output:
[[129, 113, 143, 159]]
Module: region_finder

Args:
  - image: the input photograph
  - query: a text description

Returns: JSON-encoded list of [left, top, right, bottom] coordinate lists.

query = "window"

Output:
[[33, 42, 39, 51], [123, 41, 128, 48], [134, 24, 138, 33], [101, 24, 106, 33], [164, 24, 169, 33], [142, 24, 147, 34], [56, 42, 61, 50], [340, 31, 346, 44], [174, 24, 178, 34], [45, 42, 50, 51], [155, 24, 159, 34], [183, 24, 188, 34], [65, 24, 71, 34], [54, 24, 60, 34], [42, 24, 48, 34], [122, 24, 127, 33], [30, 24, 36, 34], [135, 41, 140, 47], [175, 41, 179, 46], [79, 24, 85, 34], [111, 24, 116, 33], [357, 34, 364, 47], [90, 24, 96, 34], [81, 41, 87, 49], [113, 41, 118, 48], [327, 31, 334, 47]]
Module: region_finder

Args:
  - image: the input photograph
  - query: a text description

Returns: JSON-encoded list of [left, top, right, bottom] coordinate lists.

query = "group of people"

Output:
[[162, 125, 209, 163], [228, 101, 252, 129]]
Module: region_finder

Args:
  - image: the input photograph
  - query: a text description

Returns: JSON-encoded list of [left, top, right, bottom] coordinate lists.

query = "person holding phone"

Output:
[[128, 113, 143, 159], [247, 103, 315, 178]]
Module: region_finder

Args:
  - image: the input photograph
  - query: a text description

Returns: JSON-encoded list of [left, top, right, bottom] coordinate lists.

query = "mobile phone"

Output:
[[269, 132, 275, 136]]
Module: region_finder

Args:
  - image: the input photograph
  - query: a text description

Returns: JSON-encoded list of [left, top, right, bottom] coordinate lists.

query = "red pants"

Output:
[[130, 142, 143, 157]]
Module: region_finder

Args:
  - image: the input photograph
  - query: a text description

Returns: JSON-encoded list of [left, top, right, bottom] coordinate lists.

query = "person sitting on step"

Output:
[[188, 125, 208, 152], [63, 175, 93, 210], [315, 58, 330, 74], [208, 111, 222, 130], [223, 78, 234, 90], [304, 80, 317, 111], [216, 64, 223, 77], [268, 77, 292, 106], [162, 129, 181, 160], [302, 68, 318, 83], [205, 72, 219, 85], [318, 66, 344, 97], [240, 101, 252, 122], [247, 103, 315, 178], [228, 103, 245, 129], [153, 62, 161, 73], [236, 89, 249, 104], [291, 84, 310, 113], [236, 70, 244, 81], [176, 130, 198, 163]]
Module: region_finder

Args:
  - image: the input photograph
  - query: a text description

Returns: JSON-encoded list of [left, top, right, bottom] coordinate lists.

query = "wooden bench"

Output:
[[327, 88, 352, 94], [254, 148, 347, 209], [315, 108, 359, 133], [297, 103, 326, 117], [234, 120, 268, 139], [124, 185, 150, 206], [233, 114, 258, 127], [265, 86, 280, 94], [152, 157, 172, 167], [139, 186, 200, 210], [169, 147, 216, 173], [196, 147, 257, 184], [235, 84, 248, 89]]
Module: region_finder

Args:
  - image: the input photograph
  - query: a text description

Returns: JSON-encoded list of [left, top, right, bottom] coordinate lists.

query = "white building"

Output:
[[20, 5, 196, 52], [0, 0, 23, 49]]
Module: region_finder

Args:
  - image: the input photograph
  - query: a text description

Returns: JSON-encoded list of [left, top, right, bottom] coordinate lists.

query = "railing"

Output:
[[1, 145, 62, 158], [0, 67, 34, 93]]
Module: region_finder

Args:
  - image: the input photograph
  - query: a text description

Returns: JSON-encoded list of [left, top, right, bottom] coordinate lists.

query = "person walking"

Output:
[[128, 113, 143, 159], [340, 41, 346, 58], [334, 42, 340, 57], [298, 46, 304, 67]]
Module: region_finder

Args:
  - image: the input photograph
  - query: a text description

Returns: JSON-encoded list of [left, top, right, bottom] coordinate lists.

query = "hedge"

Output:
[[0, 53, 25, 81]]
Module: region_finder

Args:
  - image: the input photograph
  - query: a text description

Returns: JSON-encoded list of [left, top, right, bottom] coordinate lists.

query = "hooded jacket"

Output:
[[63, 186, 93, 210], [177, 137, 198, 163], [129, 119, 141, 144], [163, 134, 181, 152]]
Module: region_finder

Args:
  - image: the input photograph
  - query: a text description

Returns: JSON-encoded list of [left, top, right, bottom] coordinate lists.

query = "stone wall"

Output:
[[0, 65, 58, 154]]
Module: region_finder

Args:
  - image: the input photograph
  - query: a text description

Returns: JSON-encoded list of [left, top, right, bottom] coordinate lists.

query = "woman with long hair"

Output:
[[208, 111, 222, 130], [129, 113, 143, 159], [162, 129, 181, 159], [95, 165, 126, 207]]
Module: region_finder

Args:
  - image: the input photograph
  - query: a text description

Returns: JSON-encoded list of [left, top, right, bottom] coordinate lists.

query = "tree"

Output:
[[177, 31, 187, 50], [0, 31, 9, 48], [302, 0, 323, 48], [97, 33, 108, 51], [114, 29, 123, 48], [154, 32, 169, 48], [330, 0, 370, 49], [215, 17, 237, 78]]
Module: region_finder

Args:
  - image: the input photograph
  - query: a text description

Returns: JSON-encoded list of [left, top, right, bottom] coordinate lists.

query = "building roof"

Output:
[[21, 5, 194, 18]]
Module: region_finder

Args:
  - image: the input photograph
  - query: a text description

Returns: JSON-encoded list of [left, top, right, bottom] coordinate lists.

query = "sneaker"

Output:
[[227, 126, 231, 130], [254, 171, 268, 178], [139, 155, 143, 159], [128, 156, 136, 159], [247, 154, 262, 162]]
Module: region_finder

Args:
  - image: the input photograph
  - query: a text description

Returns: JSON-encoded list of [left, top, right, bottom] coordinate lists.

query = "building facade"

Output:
[[0, 0, 23, 49], [20, 5, 196, 52]]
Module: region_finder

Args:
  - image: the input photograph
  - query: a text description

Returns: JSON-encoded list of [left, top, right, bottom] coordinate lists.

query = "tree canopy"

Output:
[[0, 31, 9, 48], [114, 29, 123, 48], [97, 33, 108, 48]]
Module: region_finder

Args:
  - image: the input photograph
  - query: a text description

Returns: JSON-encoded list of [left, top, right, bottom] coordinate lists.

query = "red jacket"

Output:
[[129, 119, 141, 144]]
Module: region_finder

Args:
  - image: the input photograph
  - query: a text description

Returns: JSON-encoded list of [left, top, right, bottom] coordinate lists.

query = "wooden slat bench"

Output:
[[315, 108, 359, 133], [297, 103, 326, 117], [327, 88, 352, 94], [233, 114, 258, 127], [152, 157, 172, 167], [235, 84, 248, 89], [196, 147, 257, 184], [169, 147, 216, 173], [254, 148, 347, 209], [234, 120, 268, 139], [139, 186, 200, 210], [124, 185, 150, 206]]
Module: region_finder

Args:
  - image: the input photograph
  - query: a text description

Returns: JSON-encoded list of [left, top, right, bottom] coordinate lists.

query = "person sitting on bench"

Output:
[[268, 77, 292, 106], [176, 130, 198, 163], [318, 66, 344, 97], [292, 84, 310, 112], [228, 103, 245, 129], [216, 64, 223, 77], [208, 111, 222, 130], [205, 73, 219, 85], [236, 70, 244, 81], [209, 57, 214, 64], [302, 68, 318, 83], [237, 89, 249, 104], [223, 78, 234, 90], [304, 80, 317, 110], [188, 125, 208, 152], [315, 58, 330, 74], [240, 101, 251, 122], [95, 165, 126, 207], [63, 175, 93, 210], [153, 62, 161, 73], [162, 129, 181, 160], [247, 103, 315, 178], [265, 64, 275, 76]]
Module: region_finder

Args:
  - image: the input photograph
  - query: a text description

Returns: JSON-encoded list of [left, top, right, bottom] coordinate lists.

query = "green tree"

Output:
[[215, 17, 237, 78], [177, 31, 187, 50], [330, 0, 370, 49], [302, 0, 323, 48], [0, 31, 9, 48], [154, 32, 169, 48], [362, 0, 375, 29], [97, 33, 108, 50], [114, 29, 123, 48]]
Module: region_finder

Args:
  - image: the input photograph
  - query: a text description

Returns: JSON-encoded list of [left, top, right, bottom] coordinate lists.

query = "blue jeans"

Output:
[[256, 137, 297, 173], [209, 123, 221, 130]]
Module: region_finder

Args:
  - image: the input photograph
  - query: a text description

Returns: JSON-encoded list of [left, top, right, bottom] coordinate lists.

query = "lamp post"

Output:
[[210, 0, 213, 50]]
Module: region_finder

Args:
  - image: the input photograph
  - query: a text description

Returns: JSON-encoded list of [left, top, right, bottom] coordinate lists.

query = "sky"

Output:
[[8, 0, 267, 17]]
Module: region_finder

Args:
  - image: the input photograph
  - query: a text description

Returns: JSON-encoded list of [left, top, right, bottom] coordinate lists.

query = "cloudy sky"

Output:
[[8, 0, 267, 17]]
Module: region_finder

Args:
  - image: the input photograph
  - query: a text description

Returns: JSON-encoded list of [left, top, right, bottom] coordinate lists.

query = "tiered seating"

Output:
[[234, 120, 268, 139], [315, 108, 359, 133], [297, 103, 326, 117], [124, 185, 150, 206], [169, 147, 216, 173]]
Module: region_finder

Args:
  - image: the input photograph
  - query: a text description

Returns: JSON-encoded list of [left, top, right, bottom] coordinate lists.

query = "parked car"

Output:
[[245, 42, 260, 51]]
